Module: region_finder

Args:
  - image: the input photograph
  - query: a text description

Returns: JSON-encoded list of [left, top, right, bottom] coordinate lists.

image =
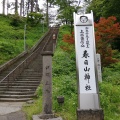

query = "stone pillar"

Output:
[[96, 53, 102, 82], [53, 34, 56, 52], [32, 51, 63, 120], [41, 51, 53, 116]]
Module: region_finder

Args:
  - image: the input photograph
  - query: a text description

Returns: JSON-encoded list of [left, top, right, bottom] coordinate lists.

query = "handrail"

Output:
[[0, 29, 50, 74], [0, 28, 57, 88]]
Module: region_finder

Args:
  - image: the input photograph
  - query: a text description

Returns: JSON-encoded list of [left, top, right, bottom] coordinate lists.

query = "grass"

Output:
[[22, 85, 43, 120], [0, 14, 47, 65], [23, 98, 43, 120]]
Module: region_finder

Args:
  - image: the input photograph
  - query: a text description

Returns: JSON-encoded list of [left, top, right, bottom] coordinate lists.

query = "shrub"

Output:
[[27, 12, 43, 26], [95, 16, 120, 67], [10, 14, 24, 27], [60, 32, 75, 52]]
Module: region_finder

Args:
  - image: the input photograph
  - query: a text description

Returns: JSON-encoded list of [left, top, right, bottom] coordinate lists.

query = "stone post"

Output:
[[53, 34, 56, 52], [40, 51, 54, 118], [96, 53, 102, 82], [32, 51, 63, 120]]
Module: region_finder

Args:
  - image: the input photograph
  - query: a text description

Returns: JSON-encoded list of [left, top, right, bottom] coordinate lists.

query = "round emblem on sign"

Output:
[[80, 16, 88, 23]]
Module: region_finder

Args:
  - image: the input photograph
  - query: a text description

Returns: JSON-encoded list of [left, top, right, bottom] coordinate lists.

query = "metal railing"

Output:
[[0, 28, 57, 89]]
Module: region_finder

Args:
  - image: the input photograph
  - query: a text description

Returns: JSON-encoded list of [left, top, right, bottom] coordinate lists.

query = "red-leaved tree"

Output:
[[60, 32, 75, 52], [95, 16, 120, 67], [61, 16, 120, 67]]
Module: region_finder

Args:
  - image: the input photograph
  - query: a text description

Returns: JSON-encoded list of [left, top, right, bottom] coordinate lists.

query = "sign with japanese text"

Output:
[[74, 11, 97, 94]]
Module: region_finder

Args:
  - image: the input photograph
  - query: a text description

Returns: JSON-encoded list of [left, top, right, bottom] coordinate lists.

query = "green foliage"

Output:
[[35, 84, 43, 98], [0, 40, 23, 64], [53, 48, 76, 76], [0, 15, 47, 65], [0, 42, 19, 54], [102, 62, 120, 85], [51, 25, 77, 120], [23, 25, 120, 120], [86, 0, 105, 22], [99, 62, 120, 119], [99, 82, 120, 119], [87, 0, 120, 22], [53, 25, 120, 120], [10, 14, 24, 27], [52, 43, 77, 120], [27, 12, 43, 26], [55, 0, 78, 25], [23, 98, 43, 120]]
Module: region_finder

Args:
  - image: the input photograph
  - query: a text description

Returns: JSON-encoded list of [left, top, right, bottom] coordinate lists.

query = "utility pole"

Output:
[[46, 0, 49, 28]]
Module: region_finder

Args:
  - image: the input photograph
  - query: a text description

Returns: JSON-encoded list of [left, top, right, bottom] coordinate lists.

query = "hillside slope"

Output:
[[0, 14, 47, 65]]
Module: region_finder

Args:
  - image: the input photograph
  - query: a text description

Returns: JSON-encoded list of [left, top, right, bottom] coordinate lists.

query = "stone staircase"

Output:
[[0, 27, 59, 102], [0, 53, 43, 102]]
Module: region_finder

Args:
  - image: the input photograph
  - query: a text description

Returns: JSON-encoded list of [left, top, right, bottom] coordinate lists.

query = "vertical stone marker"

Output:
[[32, 51, 62, 120], [96, 53, 102, 82], [73, 11, 104, 120], [42, 51, 53, 115]]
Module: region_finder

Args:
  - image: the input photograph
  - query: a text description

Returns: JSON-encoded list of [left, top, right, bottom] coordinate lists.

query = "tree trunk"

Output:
[[35, 0, 38, 12], [70, 21, 73, 34], [23, 0, 24, 16], [15, 0, 18, 14], [3, 0, 5, 14], [20, 0, 23, 16], [31, 0, 34, 13], [27, 0, 30, 16], [7, 0, 9, 15]]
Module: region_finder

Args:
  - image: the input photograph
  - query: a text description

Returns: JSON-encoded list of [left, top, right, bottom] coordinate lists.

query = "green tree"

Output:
[[102, 0, 120, 21], [86, 0, 120, 22], [86, 0, 105, 22], [55, 0, 79, 33]]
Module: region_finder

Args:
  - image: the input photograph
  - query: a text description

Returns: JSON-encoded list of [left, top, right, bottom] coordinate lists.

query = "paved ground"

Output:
[[0, 102, 63, 120], [0, 102, 26, 120]]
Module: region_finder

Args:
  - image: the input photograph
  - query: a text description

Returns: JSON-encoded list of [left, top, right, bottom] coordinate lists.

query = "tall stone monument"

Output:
[[73, 11, 104, 120]]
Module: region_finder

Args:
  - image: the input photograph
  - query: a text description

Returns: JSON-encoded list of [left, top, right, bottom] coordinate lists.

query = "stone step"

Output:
[[0, 94, 36, 98], [17, 76, 42, 79], [3, 91, 35, 95], [0, 85, 37, 88], [0, 98, 33, 102], [22, 73, 42, 76], [0, 83, 39, 86], [10, 86, 38, 89], [2, 81, 40, 84], [0, 88, 35, 92], [15, 78, 41, 81]]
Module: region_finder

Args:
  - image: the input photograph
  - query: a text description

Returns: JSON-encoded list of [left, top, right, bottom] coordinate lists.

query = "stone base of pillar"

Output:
[[32, 114, 63, 120], [77, 109, 104, 120]]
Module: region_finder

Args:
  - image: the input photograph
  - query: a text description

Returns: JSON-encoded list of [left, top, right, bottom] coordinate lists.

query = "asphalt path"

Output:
[[0, 102, 26, 120]]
